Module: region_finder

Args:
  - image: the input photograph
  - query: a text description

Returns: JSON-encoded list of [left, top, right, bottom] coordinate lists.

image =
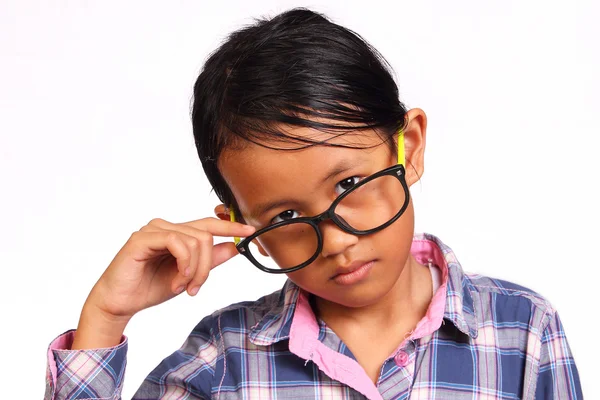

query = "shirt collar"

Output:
[[248, 279, 300, 345], [248, 232, 478, 346], [427, 233, 479, 339]]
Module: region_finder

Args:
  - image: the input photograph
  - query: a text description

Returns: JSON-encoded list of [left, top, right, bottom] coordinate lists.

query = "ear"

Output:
[[214, 204, 231, 221], [400, 108, 427, 186]]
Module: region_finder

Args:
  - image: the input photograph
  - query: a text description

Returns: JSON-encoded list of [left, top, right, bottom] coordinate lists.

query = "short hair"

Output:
[[191, 7, 408, 213]]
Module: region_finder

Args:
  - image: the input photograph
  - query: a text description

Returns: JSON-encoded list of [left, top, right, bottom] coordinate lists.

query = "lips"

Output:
[[331, 260, 375, 285], [332, 260, 376, 278]]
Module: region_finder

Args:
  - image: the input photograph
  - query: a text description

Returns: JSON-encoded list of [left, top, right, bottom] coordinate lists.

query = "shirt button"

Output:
[[394, 351, 409, 367]]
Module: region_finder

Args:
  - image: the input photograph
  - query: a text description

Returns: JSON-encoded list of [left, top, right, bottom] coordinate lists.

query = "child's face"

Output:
[[217, 110, 425, 308]]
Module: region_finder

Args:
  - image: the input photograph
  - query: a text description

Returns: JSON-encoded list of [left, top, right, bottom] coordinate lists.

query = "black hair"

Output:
[[191, 7, 408, 213]]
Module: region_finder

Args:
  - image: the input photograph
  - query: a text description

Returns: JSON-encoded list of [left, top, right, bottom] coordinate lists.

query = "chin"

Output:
[[341, 286, 392, 307], [316, 277, 399, 308]]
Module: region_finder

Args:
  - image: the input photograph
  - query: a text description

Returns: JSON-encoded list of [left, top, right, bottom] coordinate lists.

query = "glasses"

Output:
[[232, 163, 410, 274]]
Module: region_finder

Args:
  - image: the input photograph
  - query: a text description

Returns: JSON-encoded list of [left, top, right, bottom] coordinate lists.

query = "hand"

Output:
[[85, 217, 255, 322]]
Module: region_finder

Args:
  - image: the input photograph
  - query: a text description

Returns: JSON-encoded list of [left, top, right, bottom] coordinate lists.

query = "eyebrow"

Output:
[[248, 198, 299, 222], [319, 159, 356, 185], [247, 158, 360, 221]]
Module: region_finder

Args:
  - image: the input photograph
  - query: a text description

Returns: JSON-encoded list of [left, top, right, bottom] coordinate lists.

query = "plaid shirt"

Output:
[[44, 233, 582, 399]]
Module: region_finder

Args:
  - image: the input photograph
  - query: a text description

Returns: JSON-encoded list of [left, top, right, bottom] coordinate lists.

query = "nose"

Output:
[[318, 219, 359, 258]]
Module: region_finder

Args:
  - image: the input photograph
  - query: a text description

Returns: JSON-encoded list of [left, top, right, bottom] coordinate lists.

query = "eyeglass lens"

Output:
[[246, 173, 406, 272]]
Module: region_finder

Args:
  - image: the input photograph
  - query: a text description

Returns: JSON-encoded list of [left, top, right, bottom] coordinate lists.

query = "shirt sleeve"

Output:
[[45, 315, 219, 400], [44, 329, 128, 400], [534, 312, 583, 399]]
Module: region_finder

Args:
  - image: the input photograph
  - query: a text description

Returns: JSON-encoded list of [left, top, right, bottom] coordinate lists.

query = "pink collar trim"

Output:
[[288, 237, 449, 399]]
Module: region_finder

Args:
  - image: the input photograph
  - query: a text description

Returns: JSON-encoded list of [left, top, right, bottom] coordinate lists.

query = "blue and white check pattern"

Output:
[[44, 233, 582, 399]]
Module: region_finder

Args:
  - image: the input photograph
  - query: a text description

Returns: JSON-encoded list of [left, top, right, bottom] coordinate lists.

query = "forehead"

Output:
[[217, 127, 391, 215]]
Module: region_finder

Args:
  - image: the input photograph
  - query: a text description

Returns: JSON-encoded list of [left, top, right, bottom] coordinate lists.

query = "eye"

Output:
[[271, 209, 300, 224], [335, 176, 361, 195]]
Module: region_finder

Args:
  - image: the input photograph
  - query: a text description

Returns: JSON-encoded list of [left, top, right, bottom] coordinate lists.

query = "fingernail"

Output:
[[176, 286, 185, 294], [190, 286, 200, 296]]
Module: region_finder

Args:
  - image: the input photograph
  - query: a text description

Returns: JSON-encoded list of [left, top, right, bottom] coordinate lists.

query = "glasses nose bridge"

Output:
[[312, 208, 333, 225], [312, 207, 350, 232]]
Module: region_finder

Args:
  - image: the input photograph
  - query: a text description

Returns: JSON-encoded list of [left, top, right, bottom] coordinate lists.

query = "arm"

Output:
[[533, 312, 583, 399], [43, 217, 251, 399], [44, 316, 217, 400]]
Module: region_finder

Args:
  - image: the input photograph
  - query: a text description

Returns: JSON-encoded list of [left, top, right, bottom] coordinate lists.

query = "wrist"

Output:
[[72, 303, 131, 350]]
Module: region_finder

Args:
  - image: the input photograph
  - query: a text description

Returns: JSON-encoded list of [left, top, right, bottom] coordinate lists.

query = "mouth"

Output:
[[331, 260, 376, 285]]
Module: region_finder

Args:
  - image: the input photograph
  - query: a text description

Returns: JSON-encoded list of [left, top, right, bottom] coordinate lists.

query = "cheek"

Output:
[[283, 260, 338, 296], [377, 201, 415, 263], [285, 264, 325, 285], [352, 198, 415, 260]]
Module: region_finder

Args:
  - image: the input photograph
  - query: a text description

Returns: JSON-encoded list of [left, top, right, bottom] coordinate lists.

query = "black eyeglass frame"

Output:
[[235, 163, 410, 274]]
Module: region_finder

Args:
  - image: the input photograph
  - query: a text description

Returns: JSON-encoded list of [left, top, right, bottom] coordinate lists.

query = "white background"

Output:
[[1, 0, 598, 398]]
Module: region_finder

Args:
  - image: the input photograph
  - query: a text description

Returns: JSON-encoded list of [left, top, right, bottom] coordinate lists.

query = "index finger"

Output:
[[183, 217, 256, 238]]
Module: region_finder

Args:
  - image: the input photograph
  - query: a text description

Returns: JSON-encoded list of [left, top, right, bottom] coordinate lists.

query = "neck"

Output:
[[314, 255, 433, 331]]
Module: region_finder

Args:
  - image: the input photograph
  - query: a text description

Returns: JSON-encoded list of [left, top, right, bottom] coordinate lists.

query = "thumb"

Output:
[[211, 242, 242, 269]]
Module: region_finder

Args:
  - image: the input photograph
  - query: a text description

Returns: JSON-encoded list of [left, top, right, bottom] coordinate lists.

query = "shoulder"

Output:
[[134, 290, 287, 397], [189, 285, 285, 338], [464, 272, 557, 329], [170, 287, 284, 369]]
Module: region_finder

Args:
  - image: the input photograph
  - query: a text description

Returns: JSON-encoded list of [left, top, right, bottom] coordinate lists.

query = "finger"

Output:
[[167, 231, 207, 293], [142, 222, 211, 285], [142, 221, 239, 273], [211, 242, 241, 269], [185, 242, 242, 296], [186, 242, 242, 297], [141, 224, 241, 269], [130, 231, 192, 294], [182, 217, 256, 238], [182, 233, 200, 281], [163, 232, 197, 294], [146, 217, 255, 240], [187, 231, 213, 296]]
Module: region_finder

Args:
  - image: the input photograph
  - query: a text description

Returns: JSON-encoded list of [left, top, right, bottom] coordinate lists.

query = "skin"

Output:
[[72, 108, 430, 385], [216, 108, 430, 382]]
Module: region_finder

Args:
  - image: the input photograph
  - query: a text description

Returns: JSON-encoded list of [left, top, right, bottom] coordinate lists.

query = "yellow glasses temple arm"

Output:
[[230, 208, 241, 245], [398, 130, 405, 166]]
